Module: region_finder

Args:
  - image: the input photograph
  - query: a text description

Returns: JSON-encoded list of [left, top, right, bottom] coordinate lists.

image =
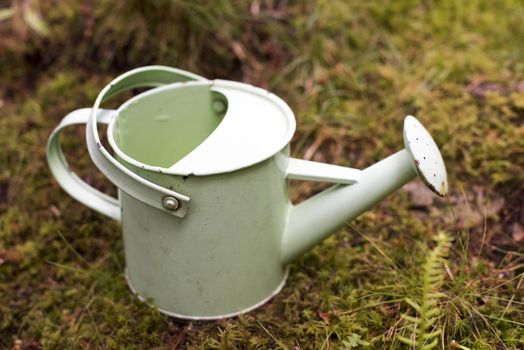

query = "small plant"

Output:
[[0, 1, 50, 37], [397, 232, 453, 349], [340, 333, 370, 349]]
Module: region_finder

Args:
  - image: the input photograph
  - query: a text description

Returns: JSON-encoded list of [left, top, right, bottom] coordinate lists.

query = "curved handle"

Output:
[[47, 108, 121, 221], [86, 66, 207, 218]]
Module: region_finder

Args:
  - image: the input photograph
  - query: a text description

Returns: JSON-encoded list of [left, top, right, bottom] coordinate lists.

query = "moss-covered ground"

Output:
[[1, 1, 523, 349]]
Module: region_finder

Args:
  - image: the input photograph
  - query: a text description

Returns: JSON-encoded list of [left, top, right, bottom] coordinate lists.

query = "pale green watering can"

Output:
[[47, 66, 447, 320]]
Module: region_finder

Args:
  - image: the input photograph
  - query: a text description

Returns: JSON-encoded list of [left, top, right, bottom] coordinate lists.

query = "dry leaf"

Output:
[[403, 182, 435, 208], [512, 223, 524, 243]]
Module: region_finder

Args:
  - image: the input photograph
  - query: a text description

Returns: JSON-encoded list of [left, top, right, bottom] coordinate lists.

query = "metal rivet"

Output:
[[162, 196, 179, 211], [212, 99, 227, 114]]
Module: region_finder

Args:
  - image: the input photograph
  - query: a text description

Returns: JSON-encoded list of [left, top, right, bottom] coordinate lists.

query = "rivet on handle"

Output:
[[162, 196, 179, 211]]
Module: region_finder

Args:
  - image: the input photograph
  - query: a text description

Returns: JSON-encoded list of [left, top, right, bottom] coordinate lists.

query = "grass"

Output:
[[1, 0, 524, 349]]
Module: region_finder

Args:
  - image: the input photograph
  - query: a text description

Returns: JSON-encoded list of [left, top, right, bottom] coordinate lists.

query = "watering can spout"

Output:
[[281, 116, 447, 265]]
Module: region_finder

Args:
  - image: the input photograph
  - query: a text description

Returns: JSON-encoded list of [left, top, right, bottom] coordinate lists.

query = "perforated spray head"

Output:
[[403, 115, 448, 196]]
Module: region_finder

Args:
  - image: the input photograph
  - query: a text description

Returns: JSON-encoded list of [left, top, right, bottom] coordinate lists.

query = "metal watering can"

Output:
[[47, 66, 447, 320]]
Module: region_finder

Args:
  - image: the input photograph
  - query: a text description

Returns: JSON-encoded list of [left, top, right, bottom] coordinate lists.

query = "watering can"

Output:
[[47, 66, 447, 320]]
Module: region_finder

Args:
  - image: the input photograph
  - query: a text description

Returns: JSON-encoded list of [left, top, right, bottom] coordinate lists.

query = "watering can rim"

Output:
[[106, 79, 297, 176]]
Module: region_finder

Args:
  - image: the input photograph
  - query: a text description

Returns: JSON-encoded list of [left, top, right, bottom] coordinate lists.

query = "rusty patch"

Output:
[[182, 173, 195, 181], [415, 166, 445, 197], [441, 181, 446, 195]]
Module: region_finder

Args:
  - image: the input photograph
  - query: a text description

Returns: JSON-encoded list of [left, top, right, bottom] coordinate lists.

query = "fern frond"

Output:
[[397, 232, 452, 349], [423, 317, 438, 327], [421, 337, 439, 350], [404, 298, 422, 312], [421, 299, 438, 308], [397, 335, 418, 346], [424, 308, 440, 318], [426, 292, 447, 299], [402, 314, 421, 323], [421, 329, 442, 339]]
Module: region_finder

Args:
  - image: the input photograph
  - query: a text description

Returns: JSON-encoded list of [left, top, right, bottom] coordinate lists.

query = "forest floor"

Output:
[[1, 1, 523, 349]]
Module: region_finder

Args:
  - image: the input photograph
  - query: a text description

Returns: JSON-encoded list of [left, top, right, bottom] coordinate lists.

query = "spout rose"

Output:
[[403, 116, 448, 196]]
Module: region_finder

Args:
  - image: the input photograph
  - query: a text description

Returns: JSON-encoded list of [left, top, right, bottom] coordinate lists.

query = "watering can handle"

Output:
[[47, 108, 121, 221], [48, 66, 206, 220], [85, 66, 207, 218]]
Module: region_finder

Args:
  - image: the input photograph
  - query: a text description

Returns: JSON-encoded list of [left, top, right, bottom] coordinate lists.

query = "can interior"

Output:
[[111, 84, 227, 169]]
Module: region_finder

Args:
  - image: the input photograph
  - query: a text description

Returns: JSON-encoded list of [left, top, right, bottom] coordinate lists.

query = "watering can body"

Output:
[[120, 153, 290, 318], [47, 66, 448, 319]]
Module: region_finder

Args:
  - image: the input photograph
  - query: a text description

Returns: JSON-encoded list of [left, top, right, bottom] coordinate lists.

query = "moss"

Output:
[[1, 0, 523, 349]]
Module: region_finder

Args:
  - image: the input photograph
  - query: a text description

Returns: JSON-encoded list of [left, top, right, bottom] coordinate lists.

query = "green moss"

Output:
[[1, 0, 523, 348]]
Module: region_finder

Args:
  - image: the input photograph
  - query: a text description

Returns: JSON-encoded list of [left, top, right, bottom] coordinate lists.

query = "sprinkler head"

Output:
[[403, 115, 448, 197]]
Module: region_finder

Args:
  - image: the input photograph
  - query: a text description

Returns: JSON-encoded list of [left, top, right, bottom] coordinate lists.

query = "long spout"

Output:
[[281, 116, 447, 265]]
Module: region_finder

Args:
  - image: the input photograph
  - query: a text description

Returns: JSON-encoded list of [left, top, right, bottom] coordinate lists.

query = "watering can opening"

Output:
[[107, 80, 297, 176], [109, 83, 228, 169]]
